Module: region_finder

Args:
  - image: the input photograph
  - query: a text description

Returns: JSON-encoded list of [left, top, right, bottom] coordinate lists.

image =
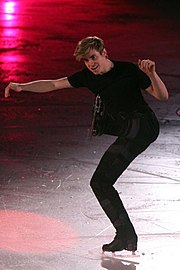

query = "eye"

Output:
[[91, 55, 96, 60]]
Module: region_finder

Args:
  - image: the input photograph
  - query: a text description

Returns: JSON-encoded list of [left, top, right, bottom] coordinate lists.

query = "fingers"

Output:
[[4, 82, 20, 98], [138, 59, 155, 73], [4, 82, 12, 98]]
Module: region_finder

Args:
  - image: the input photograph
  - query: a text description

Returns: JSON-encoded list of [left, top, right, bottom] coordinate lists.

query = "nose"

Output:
[[88, 59, 96, 68], [88, 59, 94, 65]]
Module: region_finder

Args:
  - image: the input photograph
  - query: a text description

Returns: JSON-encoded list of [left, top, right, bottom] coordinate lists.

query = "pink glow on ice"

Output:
[[0, 210, 77, 254]]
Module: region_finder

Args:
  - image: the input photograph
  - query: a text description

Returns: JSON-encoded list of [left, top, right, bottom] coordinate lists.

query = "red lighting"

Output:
[[5, 1, 16, 12], [1, 1, 23, 81], [0, 210, 77, 254], [3, 1, 16, 21]]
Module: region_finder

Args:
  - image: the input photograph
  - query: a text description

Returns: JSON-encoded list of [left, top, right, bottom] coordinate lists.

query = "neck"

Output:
[[101, 59, 114, 74]]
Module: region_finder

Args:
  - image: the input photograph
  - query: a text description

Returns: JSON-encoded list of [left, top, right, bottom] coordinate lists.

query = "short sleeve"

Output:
[[136, 65, 151, 90], [67, 70, 86, 88]]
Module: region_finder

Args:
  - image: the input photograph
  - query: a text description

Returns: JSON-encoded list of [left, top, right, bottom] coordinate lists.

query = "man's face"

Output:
[[83, 49, 107, 75]]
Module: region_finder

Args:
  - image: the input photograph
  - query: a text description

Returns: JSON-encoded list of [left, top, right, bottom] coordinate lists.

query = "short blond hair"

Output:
[[74, 36, 104, 61]]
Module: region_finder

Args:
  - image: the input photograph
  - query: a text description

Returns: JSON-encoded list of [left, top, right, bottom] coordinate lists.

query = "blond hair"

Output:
[[74, 36, 104, 61]]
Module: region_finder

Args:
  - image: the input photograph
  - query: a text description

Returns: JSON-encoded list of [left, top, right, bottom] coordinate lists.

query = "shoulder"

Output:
[[67, 68, 93, 88], [70, 67, 92, 77], [112, 61, 139, 75], [113, 60, 138, 70]]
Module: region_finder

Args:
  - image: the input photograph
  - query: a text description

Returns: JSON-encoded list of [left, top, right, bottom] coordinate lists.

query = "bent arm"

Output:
[[4, 77, 73, 98], [138, 59, 169, 101], [145, 72, 168, 101]]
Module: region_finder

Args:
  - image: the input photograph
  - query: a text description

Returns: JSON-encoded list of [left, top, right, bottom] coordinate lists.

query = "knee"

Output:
[[90, 175, 111, 194], [90, 177, 100, 192]]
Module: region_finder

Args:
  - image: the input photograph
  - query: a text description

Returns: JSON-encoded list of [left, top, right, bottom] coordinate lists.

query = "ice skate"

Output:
[[102, 235, 126, 253], [102, 231, 137, 252], [102, 234, 140, 265]]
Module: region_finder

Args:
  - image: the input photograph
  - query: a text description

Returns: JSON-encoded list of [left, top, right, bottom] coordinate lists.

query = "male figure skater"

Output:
[[4, 36, 168, 253]]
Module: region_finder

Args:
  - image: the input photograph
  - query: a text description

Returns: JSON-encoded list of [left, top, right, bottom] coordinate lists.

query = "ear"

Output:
[[102, 48, 108, 58]]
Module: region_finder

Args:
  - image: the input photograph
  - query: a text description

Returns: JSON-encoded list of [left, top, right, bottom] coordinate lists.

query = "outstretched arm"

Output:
[[138, 59, 168, 101], [4, 77, 73, 98]]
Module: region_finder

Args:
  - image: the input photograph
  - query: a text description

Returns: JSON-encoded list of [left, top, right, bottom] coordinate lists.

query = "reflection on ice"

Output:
[[101, 256, 136, 270], [2, 1, 17, 23]]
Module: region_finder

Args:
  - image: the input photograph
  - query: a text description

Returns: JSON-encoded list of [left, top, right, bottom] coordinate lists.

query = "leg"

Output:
[[90, 111, 159, 252], [90, 137, 139, 252]]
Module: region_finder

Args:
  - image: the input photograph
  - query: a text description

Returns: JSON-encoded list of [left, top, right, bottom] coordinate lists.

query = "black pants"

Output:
[[90, 110, 159, 240]]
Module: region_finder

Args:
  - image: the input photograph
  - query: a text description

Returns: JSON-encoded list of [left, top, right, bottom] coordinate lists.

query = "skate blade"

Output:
[[102, 250, 141, 264], [114, 250, 140, 257]]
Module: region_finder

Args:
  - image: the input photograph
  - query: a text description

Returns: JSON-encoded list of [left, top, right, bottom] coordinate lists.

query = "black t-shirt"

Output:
[[68, 61, 151, 116]]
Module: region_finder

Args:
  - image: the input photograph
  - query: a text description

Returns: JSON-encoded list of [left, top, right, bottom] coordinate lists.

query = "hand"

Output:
[[4, 82, 22, 98], [138, 59, 155, 77]]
